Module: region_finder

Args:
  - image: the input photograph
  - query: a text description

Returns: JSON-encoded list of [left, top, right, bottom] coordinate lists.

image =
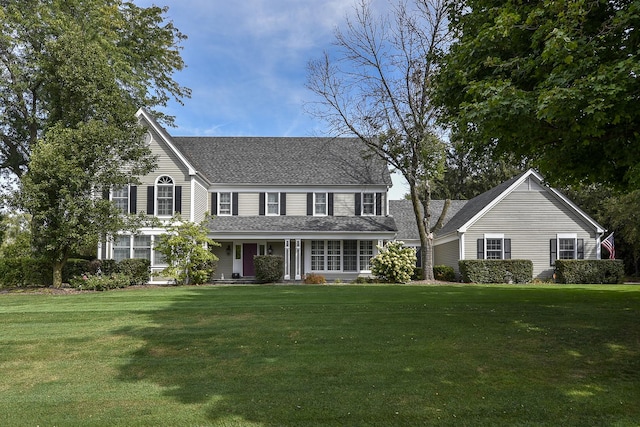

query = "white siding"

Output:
[[434, 239, 460, 275], [334, 193, 354, 216], [193, 180, 208, 223], [464, 189, 598, 279], [238, 193, 259, 216]]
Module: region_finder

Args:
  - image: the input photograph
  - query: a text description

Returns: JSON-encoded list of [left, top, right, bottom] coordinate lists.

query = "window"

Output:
[[314, 193, 327, 215], [550, 234, 583, 265], [219, 192, 231, 215], [133, 235, 151, 261], [486, 239, 503, 259], [362, 193, 375, 215], [559, 238, 575, 260], [311, 240, 325, 270], [156, 176, 174, 216], [113, 235, 130, 262], [112, 187, 129, 214], [359, 241, 373, 271], [267, 192, 279, 215], [343, 240, 358, 271], [327, 240, 341, 271]]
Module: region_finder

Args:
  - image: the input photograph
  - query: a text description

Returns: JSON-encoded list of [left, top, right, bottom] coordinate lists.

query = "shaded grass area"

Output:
[[1, 284, 639, 426]]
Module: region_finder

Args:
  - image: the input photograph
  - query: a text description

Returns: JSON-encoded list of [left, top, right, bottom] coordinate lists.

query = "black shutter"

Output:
[[355, 193, 362, 216], [550, 239, 557, 266], [504, 238, 511, 260], [280, 193, 286, 215], [577, 239, 584, 259], [307, 193, 313, 216], [211, 193, 217, 215], [477, 239, 484, 259], [129, 186, 137, 214], [259, 192, 265, 216], [328, 193, 334, 216], [174, 186, 182, 214], [232, 192, 239, 216], [376, 193, 382, 216], [147, 186, 154, 215]]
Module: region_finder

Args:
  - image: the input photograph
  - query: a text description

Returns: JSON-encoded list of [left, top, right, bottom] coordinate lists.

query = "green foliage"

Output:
[[0, 257, 51, 288], [0, 0, 189, 177], [254, 255, 284, 283], [371, 241, 416, 284], [0, 213, 32, 258], [433, 265, 456, 282], [70, 273, 131, 291], [117, 259, 151, 285], [459, 260, 533, 284], [303, 273, 326, 284], [154, 216, 219, 285], [435, 0, 640, 190], [555, 260, 625, 284], [63, 259, 92, 283]]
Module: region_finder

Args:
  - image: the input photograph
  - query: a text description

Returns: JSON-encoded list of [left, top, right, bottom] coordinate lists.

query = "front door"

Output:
[[243, 243, 258, 277]]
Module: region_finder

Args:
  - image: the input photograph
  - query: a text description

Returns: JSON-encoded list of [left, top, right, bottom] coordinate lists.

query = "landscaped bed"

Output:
[[1, 284, 638, 426]]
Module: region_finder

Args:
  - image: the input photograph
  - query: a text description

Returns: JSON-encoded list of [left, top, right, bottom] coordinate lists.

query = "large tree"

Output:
[[12, 1, 189, 287], [434, 0, 640, 190], [306, 0, 450, 280], [0, 0, 190, 181]]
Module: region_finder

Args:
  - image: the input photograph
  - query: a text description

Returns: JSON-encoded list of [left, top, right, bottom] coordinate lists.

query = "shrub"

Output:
[[555, 260, 624, 284], [370, 241, 416, 284], [352, 276, 375, 284], [304, 273, 326, 284], [99, 259, 118, 276], [70, 273, 131, 291], [411, 267, 423, 281], [459, 260, 533, 283], [254, 255, 284, 283], [63, 259, 91, 283], [0, 257, 51, 287], [433, 265, 456, 282], [118, 258, 151, 285]]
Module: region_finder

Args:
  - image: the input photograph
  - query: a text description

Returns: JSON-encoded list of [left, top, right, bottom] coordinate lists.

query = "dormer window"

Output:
[[362, 193, 375, 215], [156, 176, 174, 216]]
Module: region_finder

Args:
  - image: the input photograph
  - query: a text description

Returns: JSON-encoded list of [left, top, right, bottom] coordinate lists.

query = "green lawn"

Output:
[[1, 284, 639, 426]]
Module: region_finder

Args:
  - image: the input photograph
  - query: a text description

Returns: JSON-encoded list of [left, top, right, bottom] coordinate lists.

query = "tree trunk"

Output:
[[52, 261, 64, 288], [410, 183, 434, 281]]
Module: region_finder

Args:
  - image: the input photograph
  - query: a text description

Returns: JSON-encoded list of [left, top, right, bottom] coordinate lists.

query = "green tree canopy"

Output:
[[434, 0, 640, 190], [0, 0, 190, 179]]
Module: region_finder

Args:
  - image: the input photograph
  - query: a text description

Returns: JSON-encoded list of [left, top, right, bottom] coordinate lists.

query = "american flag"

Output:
[[601, 232, 615, 259]]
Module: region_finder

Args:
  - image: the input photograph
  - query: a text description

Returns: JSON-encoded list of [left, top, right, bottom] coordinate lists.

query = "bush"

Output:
[[433, 265, 456, 282], [0, 257, 51, 287], [370, 241, 416, 284], [70, 273, 131, 291], [304, 273, 326, 284], [118, 259, 151, 285], [352, 276, 375, 284], [555, 260, 624, 284], [254, 255, 284, 283], [459, 260, 533, 284], [63, 259, 91, 283], [99, 259, 118, 276]]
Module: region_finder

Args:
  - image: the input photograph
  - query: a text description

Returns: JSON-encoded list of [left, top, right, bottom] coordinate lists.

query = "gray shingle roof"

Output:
[[206, 215, 397, 233], [172, 136, 392, 186], [390, 199, 468, 240]]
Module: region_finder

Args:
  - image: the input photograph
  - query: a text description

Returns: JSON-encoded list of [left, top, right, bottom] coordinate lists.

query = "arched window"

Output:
[[156, 176, 174, 216]]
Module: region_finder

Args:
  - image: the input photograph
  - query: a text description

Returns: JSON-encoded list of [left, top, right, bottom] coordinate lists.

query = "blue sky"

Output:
[[134, 0, 408, 199]]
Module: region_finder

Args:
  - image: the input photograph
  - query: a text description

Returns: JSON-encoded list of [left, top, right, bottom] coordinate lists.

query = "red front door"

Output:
[[243, 243, 257, 277]]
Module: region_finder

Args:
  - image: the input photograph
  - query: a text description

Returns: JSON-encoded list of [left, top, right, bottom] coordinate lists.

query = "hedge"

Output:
[[459, 260, 533, 284], [254, 255, 284, 283], [0, 257, 51, 287], [554, 260, 624, 284]]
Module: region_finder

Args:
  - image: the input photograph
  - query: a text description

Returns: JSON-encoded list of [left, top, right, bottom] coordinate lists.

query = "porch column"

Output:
[[284, 239, 291, 280], [295, 239, 302, 280]]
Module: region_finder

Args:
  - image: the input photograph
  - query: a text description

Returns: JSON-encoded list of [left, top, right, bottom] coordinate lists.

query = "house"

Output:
[[99, 109, 396, 283], [101, 110, 607, 283], [390, 169, 607, 279]]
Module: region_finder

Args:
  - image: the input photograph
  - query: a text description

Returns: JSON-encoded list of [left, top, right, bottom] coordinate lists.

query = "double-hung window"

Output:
[[311, 240, 325, 271], [551, 234, 583, 265], [112, 187, 129, 214], [219, 192, 231, 215], [314, 193, 327, 215], [133, 235, 151, 261], [156, 176, 174, 216], [267, 193, 280, 215], [362, 193, 375, 215], [477, 234, 511, 260], [113, 235, 131, 262], [309, 240, 374, 272], [359, 241, 373, 271]]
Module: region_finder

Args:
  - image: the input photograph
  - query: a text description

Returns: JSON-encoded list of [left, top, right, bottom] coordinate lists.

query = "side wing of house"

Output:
[[452, 171, 605, 279]]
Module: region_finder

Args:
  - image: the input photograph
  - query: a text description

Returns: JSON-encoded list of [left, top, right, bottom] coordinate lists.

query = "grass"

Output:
[[1, 284, 639, 426]]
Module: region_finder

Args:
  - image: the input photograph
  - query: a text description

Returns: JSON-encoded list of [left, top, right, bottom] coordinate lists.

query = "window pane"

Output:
[[343, 240, 357, 271], [363, 193, 374, 215], [315, 193, 326, 215], [359, 240, 373, 271], [113, 235, 130, 262], [112, 187, 128, 214], [327, 240, 341, 271], [219, 192, 231, 215], [267, 193, 279, 214], [311, 240, 325, 271], [133, 235, 151, 261], [157, 184, 173, 216], [559, 238, 575, 259], [486, 238, 502, 260]]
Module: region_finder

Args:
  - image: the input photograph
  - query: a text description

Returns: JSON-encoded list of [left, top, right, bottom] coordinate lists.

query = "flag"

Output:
[[601, 232, 615, 259]]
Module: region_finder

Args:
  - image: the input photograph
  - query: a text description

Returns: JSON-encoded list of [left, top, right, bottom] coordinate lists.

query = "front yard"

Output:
[[1, 284, 639, 426]]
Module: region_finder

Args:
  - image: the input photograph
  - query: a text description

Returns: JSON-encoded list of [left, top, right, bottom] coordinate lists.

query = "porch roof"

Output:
[[206, 215, 397, 234]]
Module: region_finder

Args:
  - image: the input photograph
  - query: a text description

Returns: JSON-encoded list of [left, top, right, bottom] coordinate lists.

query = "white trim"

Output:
[[218, 192, 232, 216], [459, 233, 465, 260], [313, 192, 328, 216], [557, 233, 577, 239], [361, 192, 376, 216], [266, 192, 280, 216], [155, 175, 175, 217], [484, 233, 504, 239]]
